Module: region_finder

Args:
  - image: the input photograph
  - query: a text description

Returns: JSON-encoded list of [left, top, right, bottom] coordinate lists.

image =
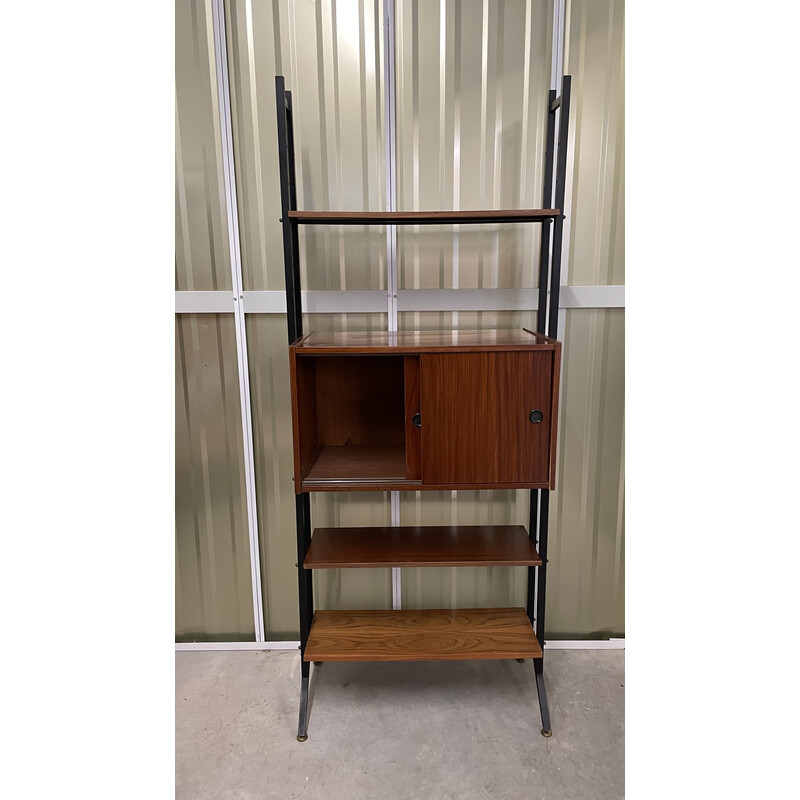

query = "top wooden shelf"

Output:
[[292, 328, 558, 354], [287, 209, 560, 225]]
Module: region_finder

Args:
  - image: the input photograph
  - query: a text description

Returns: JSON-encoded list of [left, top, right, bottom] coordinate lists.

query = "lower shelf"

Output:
[[304, 607, 542, 662]]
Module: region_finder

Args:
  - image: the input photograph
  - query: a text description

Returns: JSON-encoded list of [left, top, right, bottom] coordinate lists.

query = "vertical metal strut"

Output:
[[276, 75, 314, 741], [210, 0, 265, 642], [530, 73, 572, 739]]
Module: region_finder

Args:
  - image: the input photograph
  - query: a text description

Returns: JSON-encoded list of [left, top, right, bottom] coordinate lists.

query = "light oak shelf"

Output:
[[304, 608, 543, 662], [304, 525, 542, 568]]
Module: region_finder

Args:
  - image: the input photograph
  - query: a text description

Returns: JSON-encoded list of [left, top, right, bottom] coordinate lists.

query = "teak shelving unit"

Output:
[[275, 74, 571, 741]]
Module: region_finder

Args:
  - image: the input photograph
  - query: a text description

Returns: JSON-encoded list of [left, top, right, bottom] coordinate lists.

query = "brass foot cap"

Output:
[[541, 729, 553, 738], [297, 734, 308, 742]]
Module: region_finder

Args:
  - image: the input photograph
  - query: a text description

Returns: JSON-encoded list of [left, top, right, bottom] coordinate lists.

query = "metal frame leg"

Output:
[[534, 658, 552, 737], [297, 663, 310, 741], [295, 493, 313, 741]]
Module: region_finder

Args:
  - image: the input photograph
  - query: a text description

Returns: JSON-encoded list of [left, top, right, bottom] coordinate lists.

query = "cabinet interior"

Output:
[[294, 354, 418, 484]]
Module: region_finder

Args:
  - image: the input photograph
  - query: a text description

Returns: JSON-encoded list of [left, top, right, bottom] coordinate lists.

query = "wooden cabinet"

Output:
[[289, 329, 561, 493]]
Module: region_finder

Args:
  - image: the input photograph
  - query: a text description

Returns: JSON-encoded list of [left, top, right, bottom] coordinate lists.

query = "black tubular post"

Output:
[[295, 494, 313, 646], [302, 493, 313, 622], [526, 489, 539, 626], [537, 89, 557, 335], [547, 75, 571, 340], [534, 489, 550, 650], [295, 493, 312, 741], [277, 75, 313, 741], [285, 90, 303, 337], [534, 490, 551, 736], [275, 76, 303, 343], [535, 670, 552, 736]]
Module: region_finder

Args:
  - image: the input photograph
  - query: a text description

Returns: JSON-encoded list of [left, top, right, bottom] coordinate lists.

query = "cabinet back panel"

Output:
[[420, 352, 553, 485], [314, 356, 406, 446], [293, 354, 318, 478]]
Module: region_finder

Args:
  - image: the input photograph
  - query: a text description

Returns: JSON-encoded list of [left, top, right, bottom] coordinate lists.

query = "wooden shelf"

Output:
[[304, 608, 542, 662], [304, 525, 541, 568], [293, 328, 557, 354], [288, 209, 560, 225], [304, 445, 409, 484]]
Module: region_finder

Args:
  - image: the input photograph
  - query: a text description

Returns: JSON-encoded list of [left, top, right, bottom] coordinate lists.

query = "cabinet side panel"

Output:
[[404, 356, 421, 479], [292, 354, 318, 484], [421, 352, 552, 485]]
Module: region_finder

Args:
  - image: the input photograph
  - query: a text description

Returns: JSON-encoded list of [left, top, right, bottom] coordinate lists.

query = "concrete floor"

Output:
[[176, 649, 624, 800]]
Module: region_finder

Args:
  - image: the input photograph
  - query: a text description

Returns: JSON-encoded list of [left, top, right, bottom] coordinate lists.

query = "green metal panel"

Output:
[[225, 0, 392, 633], [175, 315, 255, 642], [565, 0, 625, 287], [393, 0, 553, 614], [549, 308, 624, 637], [175, 0, 255, 643], [225, 0, 387, 293], [175, 0, 232, 292], [395, 0, 553, 295]]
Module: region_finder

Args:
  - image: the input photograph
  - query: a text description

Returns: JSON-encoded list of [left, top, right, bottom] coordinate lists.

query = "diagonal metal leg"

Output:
[[534, 658, 552, 737], [297, 662, 310, 741]]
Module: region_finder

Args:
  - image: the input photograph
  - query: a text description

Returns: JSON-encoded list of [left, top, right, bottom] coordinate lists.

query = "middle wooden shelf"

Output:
[[304, 524, 542, 569]]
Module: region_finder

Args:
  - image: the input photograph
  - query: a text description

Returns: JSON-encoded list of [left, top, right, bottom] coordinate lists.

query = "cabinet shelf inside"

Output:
[[304, 525, 541, 568], [304, 608, 543, 662], [304, 445, 408, 483]]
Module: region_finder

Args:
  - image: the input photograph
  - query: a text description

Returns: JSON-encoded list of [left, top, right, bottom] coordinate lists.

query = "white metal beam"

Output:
[[210, 0, 265, 642], [174, 291, 234, 313]]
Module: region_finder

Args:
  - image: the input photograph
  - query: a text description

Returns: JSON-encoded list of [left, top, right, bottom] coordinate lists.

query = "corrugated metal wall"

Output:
[[225, 0, 393, 631], [175, 314, 255, 641], [394, 0, 552, 613], [175, 0, 255, 641], [175, 0, 624, 641], [175, 0, 232, 292], [547, 0, 624, 636]]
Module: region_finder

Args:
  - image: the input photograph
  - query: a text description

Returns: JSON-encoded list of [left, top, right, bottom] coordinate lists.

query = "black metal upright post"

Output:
[[547, 75, 571, 341], [276, 76, 314, 742], [536, 88, 558, 335], [530, 75, 571, 739]]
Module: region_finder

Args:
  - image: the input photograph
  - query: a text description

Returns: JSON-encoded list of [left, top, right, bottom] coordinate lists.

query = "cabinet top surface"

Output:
[[292, 328, 558, 354]]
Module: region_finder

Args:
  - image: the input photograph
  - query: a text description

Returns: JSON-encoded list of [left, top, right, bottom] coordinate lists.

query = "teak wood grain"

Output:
[[313, 356, 405, 447], [304, 445, 407, 482], [304, 608, 543, 661], [420, 351, 552, 485], [288, 349, 318, 481], [304, 525, 542, 568], [288, 209, 560, 225]]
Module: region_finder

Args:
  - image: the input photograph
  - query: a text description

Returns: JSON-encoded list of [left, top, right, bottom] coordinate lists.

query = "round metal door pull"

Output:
[[529, 410, 544, 424]]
